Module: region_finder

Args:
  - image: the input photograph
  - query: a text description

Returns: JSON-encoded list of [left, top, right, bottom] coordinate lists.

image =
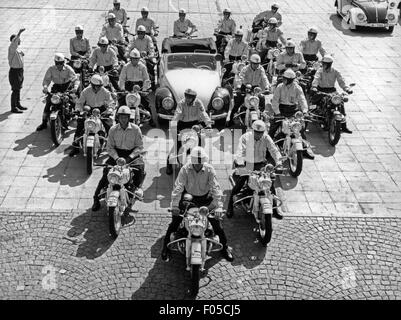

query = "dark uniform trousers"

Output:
[[9, 67, 24, 110]]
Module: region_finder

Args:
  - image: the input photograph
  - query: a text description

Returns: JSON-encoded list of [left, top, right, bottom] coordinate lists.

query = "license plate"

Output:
[[372, 23, 385, 27]]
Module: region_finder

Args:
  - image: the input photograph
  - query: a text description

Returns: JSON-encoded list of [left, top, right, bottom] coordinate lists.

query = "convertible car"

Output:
[[335, 0, 399, 32], [155, 37, 231, 122]]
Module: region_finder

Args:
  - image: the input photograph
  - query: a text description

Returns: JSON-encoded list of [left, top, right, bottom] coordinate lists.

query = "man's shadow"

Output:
[[0, 111, 12, 123], [142, 167, 174, 208], [65, 208, 115, 259], [13, 131, 55, 157], [306, 124, 336, 157]]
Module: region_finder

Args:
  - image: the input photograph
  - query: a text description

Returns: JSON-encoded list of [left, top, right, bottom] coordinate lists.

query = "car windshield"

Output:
[[354, 0, 387, 3], [167, 54, 217, 71]]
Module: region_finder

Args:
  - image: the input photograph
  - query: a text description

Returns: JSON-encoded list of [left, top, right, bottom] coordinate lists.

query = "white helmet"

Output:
[[234, 29, 244, 36], [75, 25, 84, 31], [129, 48, 141, 58], [308, 27, 318, 34], [137, 25, 146, 32], [141, 6, 149, 12], [90, 74, 104, 86], [117, 105, 131, 115], [113, 0, 121, 4], [250, 54, 261, 63], [98, 37, 109, 45], [286, 40, 296, 48], [283, 69, 296, 79], [190, 147, 209, 164], [322, 55, 334, 63], [252, 120, 266, 132], [179, 8, 186, 14], [268, 17, 278, 24], [108, 13, 116, 19], [223, 8, 231, 14], [54, 53, 65, 62]]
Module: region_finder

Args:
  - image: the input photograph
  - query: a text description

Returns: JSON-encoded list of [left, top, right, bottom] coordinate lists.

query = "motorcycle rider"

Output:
[[36, 53, 79, 131], [215, 8, 236, 50], [255, 17, 286, 63], [118, 48, 152, 121], [173, 8, 197, 37], [227, 54, 269, 126], [69, 74, 115, 157], [253, 4, 282, 29], [89, 37, 119, 90], [161, 146, 234, 262], [166, 89, 212, 175], [227, 120, 284, 219], [108, 0, 128, 26], [269, 69, 315, 159], [223, 29, 248, 79], [136, 7, 158, 41], [299, 27, 326, 63], [101, 13, 126, 61], [276, 40, 306, 74], [70, 25, 91, 60], [92, 105, 145, 212], [310, 55, 353, 134]]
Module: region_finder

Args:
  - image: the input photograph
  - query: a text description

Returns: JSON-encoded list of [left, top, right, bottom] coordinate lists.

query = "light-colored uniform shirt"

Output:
[[253, 10, 282, 26], [235, 131, 282, 165], [8, 35, 24, 68], [89, 47, 118, 68], [299, 39, 326, 56], [224, 39, 248, 60], [271, 82, 308, 114], [172, 98, 211, 123], [276, 52, 306, 71], [257, 27, 284, 42], [42, 65, 78, 88], [75, 86, 114, 111], [135, 17, 156, 34], [118, 62, 149, 90], [312, 67, 349, 91], [238, 65, 269, 90], [107, 123, 144, 160], [127, 35, 155, 56], [218, 18, 236, 34], [101, 23, 124, 42], [171, 163, 223, 208], [108, 8, 128, 25], [70, 37, 91, 57], [173, 18, 196, 36]]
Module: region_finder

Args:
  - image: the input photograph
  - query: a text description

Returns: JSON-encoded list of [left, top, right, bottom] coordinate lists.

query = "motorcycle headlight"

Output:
[[162, 97, 174, 110], [390, 2, 396, 8], [259, 176, 272, 190], [249, 96, 259, 108], [212, 97, 224, 110], [253, 87, 262, 95], [291, 121, 302, 133], [85, 119, 97, 132], [273, 49, 280, 57], [107, 171, 121, 184], [73, 60, 82, 68], [51, 95, 61, 104], [387, 13, 395, 20], [312, 61, 321, 70], [126, 93, 139, 106], [331, 95, 342, 105], [357, 13, 366, 21], [189, 221, 205, 237]]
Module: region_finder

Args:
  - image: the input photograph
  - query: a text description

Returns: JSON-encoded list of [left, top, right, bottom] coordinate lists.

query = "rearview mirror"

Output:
[[215, 53, 223, 62], [349, 83, 356, 87]]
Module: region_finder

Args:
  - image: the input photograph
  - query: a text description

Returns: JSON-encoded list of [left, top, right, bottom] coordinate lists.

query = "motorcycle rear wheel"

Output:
[[50, 115, 64, 146], [260, 214, 273, 246], [108, 206, 121, 239], [190, 264, 201, 296], [328, 117, 341, 146], [288, 150, 303, 177], [86, 146, 93, 175]]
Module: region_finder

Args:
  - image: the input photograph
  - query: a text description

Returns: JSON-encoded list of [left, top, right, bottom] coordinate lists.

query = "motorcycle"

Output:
[[269, 111, 307, 177], [222, 55, 247, 91], [265, 44, 284, 83], [124, 83, 152, 126], [308, 83, 355, 146], [231, 84, 270, 132], [68, 57, 90, 91], [166, 194, 223, 296], [139, 51, 158, 90], [213, 20, 234, 56], [297, 61, 321, 97], [96, 152, 146, 238], [229, 163, 284, 245], [44, 88, 77, 146]]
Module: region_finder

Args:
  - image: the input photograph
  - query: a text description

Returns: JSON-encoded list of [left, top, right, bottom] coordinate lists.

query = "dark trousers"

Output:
[[42, 82, 71, 122], [303, 54, 318, 62], [9, 68, 24, 110], [258, 40, 278, 64], [98, 65, 120, 91], [230, 85, 266, 122], [93, 148, 145, 199], [163, 193, 228, 249]]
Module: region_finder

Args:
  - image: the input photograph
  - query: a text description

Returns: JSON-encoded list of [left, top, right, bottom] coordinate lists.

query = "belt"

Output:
[[317, 86, 336, 93], [115, 148, 135, 158]]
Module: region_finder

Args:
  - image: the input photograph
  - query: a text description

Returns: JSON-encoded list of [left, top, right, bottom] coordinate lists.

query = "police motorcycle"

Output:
[[229, 163, 284, 245], [213, 21, 233, 57], [268, 111, 307, 177], [308, 83, 355, 146], [222, 55, 248, 92], [166, 194, 224, 296], [231, 84, 270, 133], [67, 57, 90, 91], [96, 151, 147, 239]]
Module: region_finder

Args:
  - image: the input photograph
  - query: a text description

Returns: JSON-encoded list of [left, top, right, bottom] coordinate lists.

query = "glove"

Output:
[[71, 87, 78, 94], [213, 207, 224, 219], [311, 87, 318, 92], [346, 89, 353, 94], [42, 87, 48, 94], [171, 206, 180, 216]]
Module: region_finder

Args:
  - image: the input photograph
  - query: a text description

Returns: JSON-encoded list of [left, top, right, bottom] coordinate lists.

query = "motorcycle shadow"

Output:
[[142, 167, 174, 208], [131, 237, 200, 300], [13, 131, 57, 157], [66, 208, 115, 259], [307, 124, 336, 157]]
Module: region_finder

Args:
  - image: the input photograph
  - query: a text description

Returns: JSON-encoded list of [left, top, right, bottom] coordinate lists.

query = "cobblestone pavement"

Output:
[[0, 0, 401, 299]]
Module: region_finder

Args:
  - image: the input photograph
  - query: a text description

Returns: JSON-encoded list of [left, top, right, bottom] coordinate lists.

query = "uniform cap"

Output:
[[184, 88, 197, 97], [322, 55, 334, 63], [54, 53, 65, 62], [75, 25, 84, 31], [179, 8, 186, 14], [108, 13, 116, 19], [117, 105, 132, 115], [252, 120, 266, 132], [268, 17, 278, 24], [190, 147, 209, 164], [129, 48, 141, 58], [141, 6, 149, 12], [250, 54, 261, 63], [137, 25, 146, 32], [283, 68, 296, 79], [286, 40, 296, 48], [90, 74, 104, 85], [98, 37, 109, 45]]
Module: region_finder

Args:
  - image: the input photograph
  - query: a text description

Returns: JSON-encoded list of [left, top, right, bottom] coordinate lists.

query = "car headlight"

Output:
[[249, 96, 259, 108], [85, 119, 97, 132], [357, 13, 366, 21], [212, 97, 224, 110], [331, 95, 342, 105], [387, 13, 395, 20], [162, 97, 174, 110], [73, 60, 82, 68], [107, 171, 121, 184], [51, 95, 61, 104]]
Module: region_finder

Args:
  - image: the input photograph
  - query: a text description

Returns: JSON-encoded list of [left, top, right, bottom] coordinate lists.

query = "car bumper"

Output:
[[211, 112, 228, 120], [356, 21, 397, 27]]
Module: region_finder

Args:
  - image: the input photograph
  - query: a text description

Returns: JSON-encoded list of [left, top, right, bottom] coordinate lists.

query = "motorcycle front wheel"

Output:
[[108, 206, 121, 239], [50, 114, 64, 146], [86, 146, 93, 175], [328, 116, 341, 146], [288, 150, 303, 177], [260, 214, 273, 246], [190, 264, 201, 296]]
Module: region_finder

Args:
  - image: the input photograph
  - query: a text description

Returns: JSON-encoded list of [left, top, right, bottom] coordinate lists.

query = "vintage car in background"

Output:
[[154, 37, 231, 123], [335, 0, 399, 32]]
